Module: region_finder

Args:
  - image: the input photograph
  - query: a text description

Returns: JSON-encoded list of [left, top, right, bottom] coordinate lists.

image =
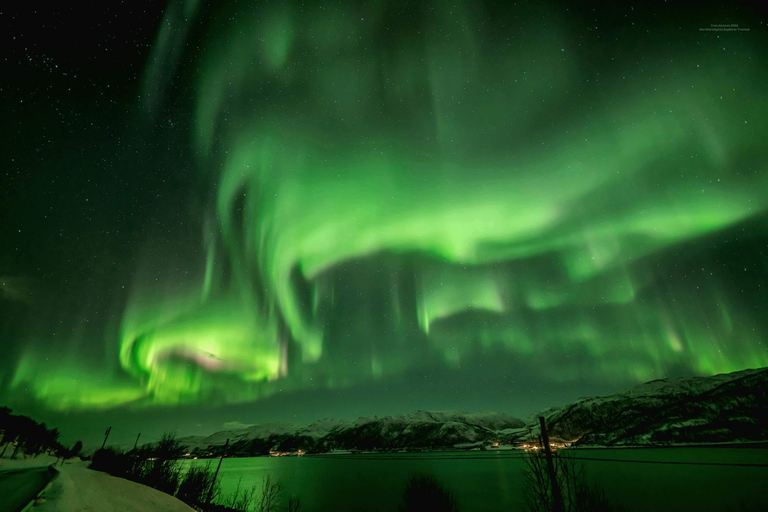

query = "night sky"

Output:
[[2, 1, 767, 447]]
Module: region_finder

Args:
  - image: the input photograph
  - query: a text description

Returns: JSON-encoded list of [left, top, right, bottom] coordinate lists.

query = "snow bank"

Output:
[[0, 453, 60, 470], [34, 460, 195, 512]]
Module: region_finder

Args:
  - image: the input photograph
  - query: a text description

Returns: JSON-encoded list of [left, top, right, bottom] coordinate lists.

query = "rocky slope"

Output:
[[178, 367, 768, 455], [540, 366, 768, 445], [179, 411, 526, 456]]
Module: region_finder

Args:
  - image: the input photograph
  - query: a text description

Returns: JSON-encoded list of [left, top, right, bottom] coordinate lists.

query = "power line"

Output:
[[560, 456, 768, 468], [304, 452, 768, 467], [306, 454, 529, 460]]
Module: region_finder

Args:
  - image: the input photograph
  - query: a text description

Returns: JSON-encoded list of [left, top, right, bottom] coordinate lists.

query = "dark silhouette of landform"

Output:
[[179, 367, 768, 456]]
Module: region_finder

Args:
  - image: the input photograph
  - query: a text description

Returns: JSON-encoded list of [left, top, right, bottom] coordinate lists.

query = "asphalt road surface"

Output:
[[0, 465, 57, 512]]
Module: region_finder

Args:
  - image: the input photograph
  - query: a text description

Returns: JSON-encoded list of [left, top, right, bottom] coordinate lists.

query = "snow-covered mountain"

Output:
[[179, 411, 526, 455], [179, 422, 297, 453], [539, 366, 768, 445], [178, 367, 768, 455]]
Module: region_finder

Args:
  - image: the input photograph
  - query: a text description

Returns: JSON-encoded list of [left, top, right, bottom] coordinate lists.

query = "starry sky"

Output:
[[2, 0, 768, 447]]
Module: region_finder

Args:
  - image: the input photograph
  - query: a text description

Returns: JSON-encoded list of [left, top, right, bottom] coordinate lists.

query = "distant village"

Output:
[[181, 441, 572, 459]]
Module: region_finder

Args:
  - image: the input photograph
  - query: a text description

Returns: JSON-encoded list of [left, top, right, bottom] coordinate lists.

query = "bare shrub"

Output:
[[141, 432, 184, 495], [399, 474, 459, 512], [256, 474, 284, 512], [523, 448, 620, 512], [287, 495, 302, 512], [177, 461, 220, 507], [226, 476, 258, 512]]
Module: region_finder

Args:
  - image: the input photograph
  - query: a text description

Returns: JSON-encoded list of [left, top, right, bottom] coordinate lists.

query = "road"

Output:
[[0, 465, 57, 512]]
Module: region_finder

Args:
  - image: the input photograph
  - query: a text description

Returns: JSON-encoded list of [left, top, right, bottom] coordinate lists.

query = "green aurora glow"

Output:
[[4, 0, 768, 415]]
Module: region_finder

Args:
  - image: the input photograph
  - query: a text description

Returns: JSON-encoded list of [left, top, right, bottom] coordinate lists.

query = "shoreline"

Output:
[[180, 440, 768, 460]]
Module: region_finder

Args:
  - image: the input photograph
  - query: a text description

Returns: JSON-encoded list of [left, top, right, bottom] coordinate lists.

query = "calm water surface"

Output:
[[184, 448, 768, 511]]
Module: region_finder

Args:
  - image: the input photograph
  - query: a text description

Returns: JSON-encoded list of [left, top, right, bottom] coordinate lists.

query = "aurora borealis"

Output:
[[2, 1, 767, 444]]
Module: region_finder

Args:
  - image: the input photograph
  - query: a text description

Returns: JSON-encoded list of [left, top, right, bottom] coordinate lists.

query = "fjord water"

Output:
[[185, 448, 768, 511]]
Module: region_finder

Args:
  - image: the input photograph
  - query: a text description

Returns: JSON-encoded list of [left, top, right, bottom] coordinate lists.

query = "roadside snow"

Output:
[[0, 453, 60, 470], [33, 460, 195, 512]]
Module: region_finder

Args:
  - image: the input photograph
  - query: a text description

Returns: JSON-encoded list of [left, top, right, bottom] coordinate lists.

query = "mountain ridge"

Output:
[[542, 366, 768, 445], [177, 367, 768, 455], [179, 410, 526, 455]]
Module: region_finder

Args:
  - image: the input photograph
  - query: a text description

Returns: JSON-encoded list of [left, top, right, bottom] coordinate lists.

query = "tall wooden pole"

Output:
[[207, 439, 229, 504], [134, 433, 141, 450], [539, 416, 565, 512], [101, 427, 112, 450]]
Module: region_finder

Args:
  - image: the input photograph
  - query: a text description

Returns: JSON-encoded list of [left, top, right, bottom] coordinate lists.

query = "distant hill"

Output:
[[178, 367, 768, 455], [539, 366, 768, 445], [179, 411, 526, 456]]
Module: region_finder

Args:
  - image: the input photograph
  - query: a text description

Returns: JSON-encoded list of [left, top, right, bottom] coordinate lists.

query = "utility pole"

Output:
[[134, 433, 141, 451], [207, 439, 229, 504], [538, 416, 565, 512], [101, 427, 112, 450]]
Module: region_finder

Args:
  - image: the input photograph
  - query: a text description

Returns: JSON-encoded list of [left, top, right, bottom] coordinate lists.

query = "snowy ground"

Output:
[[1, 454, 194, 512], [0, 452, 60, 469]]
